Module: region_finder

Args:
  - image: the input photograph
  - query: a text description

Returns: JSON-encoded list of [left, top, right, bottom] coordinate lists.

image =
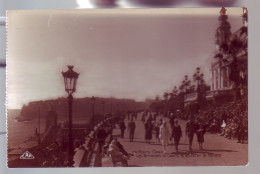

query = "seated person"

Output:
[[114, 137, 133, 157], [102, 134, 113, 157], [108, 140, 128, 166]]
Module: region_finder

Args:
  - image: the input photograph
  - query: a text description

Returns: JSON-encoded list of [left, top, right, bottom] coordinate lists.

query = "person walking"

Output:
[[155, 119, 163, 143], [169, 113, 175, 128], [128, 119, 136, 142], [171, 119, 182, 153], [159, 120, 170, 153], [185, 118, 197, 151], [196, 121, 206, 150], [119, 121, 126, 138], [144, 120, 153, 144]]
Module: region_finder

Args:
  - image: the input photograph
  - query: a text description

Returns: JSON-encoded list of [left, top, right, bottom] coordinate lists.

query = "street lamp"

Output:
[[62, 65, 79, 167], [38, 101, 42, 145], [110, 101, 113, 114], [193, 67, 204, 92], [91, 96, 96, 129], [102, 101, 105, 120], [193, 67, 204, 111]]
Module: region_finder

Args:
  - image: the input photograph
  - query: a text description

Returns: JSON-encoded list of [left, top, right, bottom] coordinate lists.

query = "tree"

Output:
[[149, 102, 163, 113], [163, 92, 169, 101], [188, 85, 196, 93], [170, 86, 178, 99], [193, 67, 204, 92], [155, 95, 160, 101], [228, 35, 246, 99], [215, 33, 247, 100], [179, 75, 191, 94], [193, 67, 206, 110]]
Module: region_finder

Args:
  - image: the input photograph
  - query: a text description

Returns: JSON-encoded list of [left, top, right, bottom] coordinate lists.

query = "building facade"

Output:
[[210, 7, 248, 93], [184, 7, 248, 106]]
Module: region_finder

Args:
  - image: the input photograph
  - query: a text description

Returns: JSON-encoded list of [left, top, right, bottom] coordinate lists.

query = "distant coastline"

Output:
[[17, 97, 150, 120]]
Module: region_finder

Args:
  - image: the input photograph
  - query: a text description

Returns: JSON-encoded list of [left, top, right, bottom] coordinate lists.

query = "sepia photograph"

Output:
[[6, 7, 248, 167]]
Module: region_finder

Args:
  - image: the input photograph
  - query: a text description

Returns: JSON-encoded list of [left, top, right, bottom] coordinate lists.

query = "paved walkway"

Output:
[[102, 114, 248, 167]]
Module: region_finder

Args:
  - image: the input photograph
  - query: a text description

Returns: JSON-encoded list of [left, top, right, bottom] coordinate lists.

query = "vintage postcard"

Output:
[[6, 8, 248, 167]]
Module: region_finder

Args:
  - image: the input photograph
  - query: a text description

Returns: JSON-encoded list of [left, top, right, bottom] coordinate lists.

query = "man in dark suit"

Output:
[[128, 119, 136, 142], [185, 118, 197, 151], [119, 120, 126, 138]]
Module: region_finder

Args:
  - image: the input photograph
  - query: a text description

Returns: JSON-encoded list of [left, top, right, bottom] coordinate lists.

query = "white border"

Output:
[[1, 0, 260, 174]]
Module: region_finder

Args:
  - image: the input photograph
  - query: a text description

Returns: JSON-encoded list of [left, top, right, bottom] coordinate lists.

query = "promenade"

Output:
[[102, 114, 248, 167]]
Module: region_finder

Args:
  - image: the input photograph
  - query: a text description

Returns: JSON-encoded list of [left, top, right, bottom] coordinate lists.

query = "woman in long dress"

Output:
[[155, 119, 163, 143], [196, 122, 206, 150], [159, 120, 170, 153], [145, 120, 153, 144]]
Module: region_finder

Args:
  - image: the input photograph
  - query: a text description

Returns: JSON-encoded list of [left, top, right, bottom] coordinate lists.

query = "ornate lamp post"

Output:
[[102, 101, 105, 120], [193, 67, 204, 93], [193, 67, 204, 110], [62, 65, 79, 167], [91, 96, 96, 129], [38, 101, 42, 145], [110, 101, 113, 114]]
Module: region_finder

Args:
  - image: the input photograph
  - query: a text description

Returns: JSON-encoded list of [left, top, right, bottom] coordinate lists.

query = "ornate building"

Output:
[[210, 7, 248, 94], [184, 7, 248, 106]]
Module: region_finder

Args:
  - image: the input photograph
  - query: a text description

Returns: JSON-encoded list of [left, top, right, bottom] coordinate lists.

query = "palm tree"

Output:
[[179, 75, 191, 93], [193, 67, 204, 92], [228, 35, 246, 99], [188, 85, 196, 93], [171, 86, 178, 99]]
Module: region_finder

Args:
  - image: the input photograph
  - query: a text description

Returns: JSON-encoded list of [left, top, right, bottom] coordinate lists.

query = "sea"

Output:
[[7, 109, 46, 149], [7, 109, 89, 149]]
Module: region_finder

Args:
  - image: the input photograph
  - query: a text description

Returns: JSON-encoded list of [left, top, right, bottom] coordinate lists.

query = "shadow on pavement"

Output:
[[123, 140, 150, 144], [200, 149, 238, 152], [171, 149, 238, 154], [127, 165, 142, 167]]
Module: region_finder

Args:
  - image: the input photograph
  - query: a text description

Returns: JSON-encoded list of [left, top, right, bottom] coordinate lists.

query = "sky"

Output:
[[7, 8, 244, 109]]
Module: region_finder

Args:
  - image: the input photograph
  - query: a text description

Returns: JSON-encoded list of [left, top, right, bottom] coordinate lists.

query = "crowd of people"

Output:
[[116, 97, 247, 154], [27, 93, 247, 167], [140, 112, 205, 153], [114, 111, 205, 153], [84, 95, 248, 167], [66, 96, 248, 167], [191, 98, 248, 144]]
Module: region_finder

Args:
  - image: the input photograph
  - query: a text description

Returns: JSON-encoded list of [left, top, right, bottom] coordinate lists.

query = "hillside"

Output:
[[19, 97, 150, 121]]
